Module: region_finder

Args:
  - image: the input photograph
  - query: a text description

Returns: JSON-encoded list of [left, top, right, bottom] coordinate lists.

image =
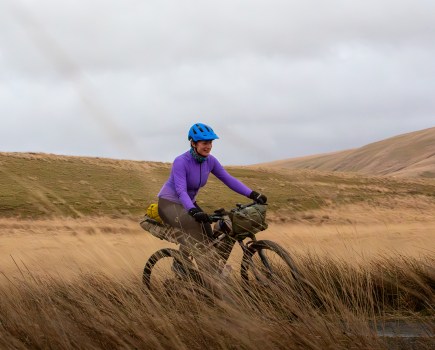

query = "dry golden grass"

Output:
[[1, 212, 434, 279], [0, 211, 434, 349], [0, 217, 167, 280], [1, 152, 434, 348]]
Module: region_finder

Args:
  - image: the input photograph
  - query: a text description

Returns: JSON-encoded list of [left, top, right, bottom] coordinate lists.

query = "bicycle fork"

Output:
[[240, 240, 274, 284]]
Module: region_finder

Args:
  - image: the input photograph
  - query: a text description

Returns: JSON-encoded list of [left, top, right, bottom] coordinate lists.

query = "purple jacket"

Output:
[[158, 151, 252, 210]]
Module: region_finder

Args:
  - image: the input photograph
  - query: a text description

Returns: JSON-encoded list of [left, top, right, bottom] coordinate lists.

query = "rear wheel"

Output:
[[240, 240, 300, 290], [143, 248, 203, 295]]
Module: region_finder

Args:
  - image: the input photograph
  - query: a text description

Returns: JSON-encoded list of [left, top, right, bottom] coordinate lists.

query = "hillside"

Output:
[[258, 127, 435, 178], [1, 152, 435, 222]]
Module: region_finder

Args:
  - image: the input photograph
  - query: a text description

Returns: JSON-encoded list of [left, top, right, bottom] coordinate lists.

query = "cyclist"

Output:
[[157, 122, 267, 275]]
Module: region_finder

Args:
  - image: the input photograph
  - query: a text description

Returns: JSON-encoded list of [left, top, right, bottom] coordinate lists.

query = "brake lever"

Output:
[[214, 208, 226, 215]]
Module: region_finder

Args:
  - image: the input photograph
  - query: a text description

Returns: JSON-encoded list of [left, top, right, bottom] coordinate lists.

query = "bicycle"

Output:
[[141, 202, 300, 295]]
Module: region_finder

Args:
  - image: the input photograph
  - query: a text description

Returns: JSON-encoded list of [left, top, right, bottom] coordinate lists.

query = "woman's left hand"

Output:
[[249, 191, 267, 204]]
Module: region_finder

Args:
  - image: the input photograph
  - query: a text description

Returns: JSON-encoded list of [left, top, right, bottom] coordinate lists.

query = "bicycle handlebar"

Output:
[[208, 201, 265, 222]]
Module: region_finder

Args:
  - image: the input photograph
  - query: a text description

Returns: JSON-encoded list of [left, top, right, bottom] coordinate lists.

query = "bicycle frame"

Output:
[[200, 202, 266, 275], [143, 202, 300, 291]]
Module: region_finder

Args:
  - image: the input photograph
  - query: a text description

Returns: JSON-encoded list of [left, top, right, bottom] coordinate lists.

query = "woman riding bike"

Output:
[[157, 122, 267, 276]]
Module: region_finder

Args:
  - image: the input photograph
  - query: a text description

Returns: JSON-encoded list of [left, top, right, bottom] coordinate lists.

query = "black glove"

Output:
[[188, 207, 211, 223], [249, 191, 267, 205]]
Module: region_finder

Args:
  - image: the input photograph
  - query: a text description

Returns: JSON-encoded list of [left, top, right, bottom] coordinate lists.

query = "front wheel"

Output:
[[240, 240, 300, 290]]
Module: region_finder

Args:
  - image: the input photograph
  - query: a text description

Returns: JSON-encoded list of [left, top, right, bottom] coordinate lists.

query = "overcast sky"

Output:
[[1, 0, 434, 165]]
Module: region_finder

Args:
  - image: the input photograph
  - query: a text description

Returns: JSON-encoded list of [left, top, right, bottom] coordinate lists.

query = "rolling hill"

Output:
[[257, 127, 435, 178], [1, 151, 435, 221]]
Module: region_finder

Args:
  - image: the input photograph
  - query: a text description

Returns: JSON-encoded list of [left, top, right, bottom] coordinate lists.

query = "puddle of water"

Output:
[[372, 320, 434, 338]]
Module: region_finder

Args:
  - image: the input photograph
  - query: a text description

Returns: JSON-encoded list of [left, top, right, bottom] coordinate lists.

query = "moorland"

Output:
[[0, 128, 434, 349]]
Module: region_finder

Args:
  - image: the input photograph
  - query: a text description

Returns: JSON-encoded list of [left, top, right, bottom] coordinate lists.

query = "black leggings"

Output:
[[157, 197, 212, 245], [157, 198, 235, 273]]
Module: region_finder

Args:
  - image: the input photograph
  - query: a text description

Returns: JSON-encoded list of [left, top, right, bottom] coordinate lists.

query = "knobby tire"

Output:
[[143, 248, 203, 291], [240, 239, 300, 288]]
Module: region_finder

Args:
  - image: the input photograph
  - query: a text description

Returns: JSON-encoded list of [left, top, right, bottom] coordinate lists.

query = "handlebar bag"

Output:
[[231, 204, 268, 236]]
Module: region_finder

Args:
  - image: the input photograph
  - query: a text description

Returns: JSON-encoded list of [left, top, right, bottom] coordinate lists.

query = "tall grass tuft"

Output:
[[0, 254, 433, 349], [295, 253, 434, 315]]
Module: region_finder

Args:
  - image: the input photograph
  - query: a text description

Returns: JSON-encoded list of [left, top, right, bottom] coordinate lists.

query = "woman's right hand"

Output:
[[188, 208, 211, 223]]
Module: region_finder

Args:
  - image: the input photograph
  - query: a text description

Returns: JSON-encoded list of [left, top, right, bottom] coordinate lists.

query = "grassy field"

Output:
[[0, 218, 434, 349], [0, 152, 434, 349], [1, 152, 435, 220]]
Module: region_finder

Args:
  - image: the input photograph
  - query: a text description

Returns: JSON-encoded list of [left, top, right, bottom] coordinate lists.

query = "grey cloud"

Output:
[[0, 0, 434, 165], [2, 0, 435, 74]]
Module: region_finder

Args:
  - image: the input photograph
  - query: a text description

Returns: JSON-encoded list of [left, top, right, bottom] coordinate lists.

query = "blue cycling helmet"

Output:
[[188, 123, 219, 142]]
